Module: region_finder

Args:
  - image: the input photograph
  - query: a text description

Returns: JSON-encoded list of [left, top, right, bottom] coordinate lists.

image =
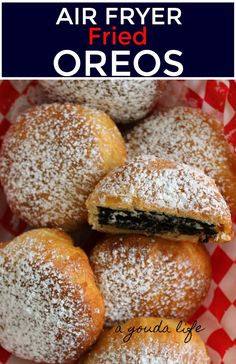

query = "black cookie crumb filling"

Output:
[[98, 208, 217, 243]]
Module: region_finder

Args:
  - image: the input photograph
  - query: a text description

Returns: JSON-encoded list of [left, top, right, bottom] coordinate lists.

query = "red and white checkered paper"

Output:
[[0, 80, 236, 364]]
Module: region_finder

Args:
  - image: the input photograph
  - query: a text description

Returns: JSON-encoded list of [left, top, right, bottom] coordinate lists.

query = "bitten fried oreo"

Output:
[[40, 80, 166, 123], [86, 156, 233, 243], [0, 228, 104, 364], [0, 103, 126, 230], [81, 317, 210, 363], [90, 234, 212, 327], [126, 106, 236, 217]]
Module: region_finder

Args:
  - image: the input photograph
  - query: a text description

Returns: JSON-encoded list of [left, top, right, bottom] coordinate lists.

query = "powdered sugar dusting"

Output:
[[0, 103, 123, 229], [83, 331, 210, 363], [91, 156, 230, 221], [40, 80, 165, 123], [90, 236, 211, 327], [126, 107, 236, 203], [0, 233, 98, 363]]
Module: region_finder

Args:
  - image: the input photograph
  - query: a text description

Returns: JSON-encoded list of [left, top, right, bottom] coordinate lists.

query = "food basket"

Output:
[[0, 80, 236, 364]]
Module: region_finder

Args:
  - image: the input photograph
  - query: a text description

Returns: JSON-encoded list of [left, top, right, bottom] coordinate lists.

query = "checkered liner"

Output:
[[0, 80, 236, 364]]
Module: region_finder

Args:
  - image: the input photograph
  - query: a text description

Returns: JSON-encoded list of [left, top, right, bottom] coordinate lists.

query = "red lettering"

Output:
[[133, 26, 147, 45], [118, 31, 132, 45], [89, 27, 101, 45]]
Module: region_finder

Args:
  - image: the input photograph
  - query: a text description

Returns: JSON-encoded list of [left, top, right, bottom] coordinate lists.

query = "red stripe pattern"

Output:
[[0, 80, 236, 364]]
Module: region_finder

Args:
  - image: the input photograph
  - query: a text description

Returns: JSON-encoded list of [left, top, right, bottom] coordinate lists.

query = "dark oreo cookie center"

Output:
[[98, 208, 217, 243]]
